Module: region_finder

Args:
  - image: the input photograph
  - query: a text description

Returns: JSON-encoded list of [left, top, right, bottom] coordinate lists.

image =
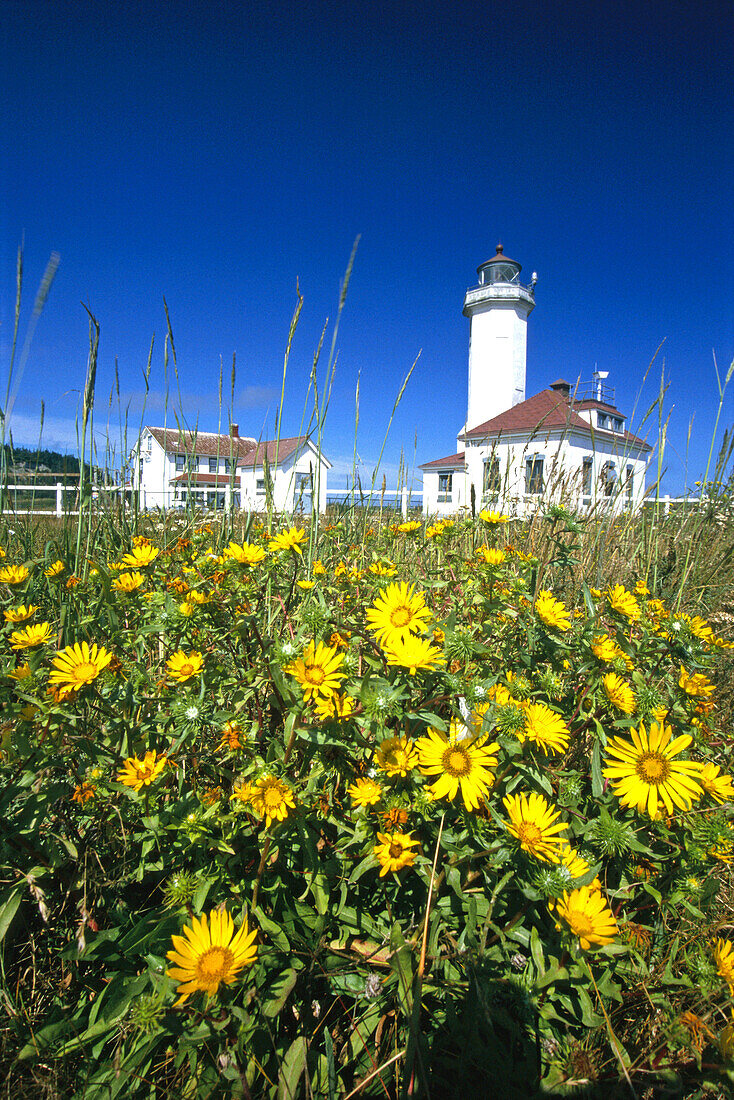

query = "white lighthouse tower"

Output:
[[463, 244, 536, 432]]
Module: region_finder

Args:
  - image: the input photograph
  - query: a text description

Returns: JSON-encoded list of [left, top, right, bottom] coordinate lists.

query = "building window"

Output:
[[614, 418, 624, 431], [175, 454, 186, 472], [626, 465, 634, 500], [597, 413, 608, 429], [437, 472, 453, 502], [256, 478, 266, 494], [525, 456, 544, 495], [209, 457, 218, 473], [582, 456, 593, 496], [224, 459, 232, 473], [601, 461, 616, 497], [482, 456, 501, 496]]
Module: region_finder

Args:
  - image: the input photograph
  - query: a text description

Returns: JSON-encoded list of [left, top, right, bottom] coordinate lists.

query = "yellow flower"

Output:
[[10, 622, 54, 649], [313, 693, 356, 721], [117, 750, 168, 791], [231, 778, 255, 804], [285, 640, 345, 701], [375, 734, 417, 777], [396, 521, 421, 534], [382, 634, 445, 676], [535, 590, 571, 631], [478, 510, 508, 524], [603, 721, 704, 818], [268, 527, 307, 555], [686, 615, 715, 643], [366, 581, 432, 646], [167, 650, 204, 683], [112, 571, 145, 593], [44, 560, 65, 578], [0, 565, 30, 585], [553, 886, 618, 950], [606, 584, 641, 621], [700, 763, 734, 804], [223, 540, 266, 566], [602, 672, 636, 714], [297, 580, 315, 590], [179, 601, 194, 617], [48, 641, 113, 697], [591, 633, 633, 669], [678, 667, 715, 699], [3, 604, 38, 623], [250, 775, 296, 825], [348, 777, 383, 807], [368, 560, 397, 576], [416, 721, 499, 810], [121, 544, 160, 567], [553, 842, 591, 880], [503, 791, 567, 861], [313, 559, 326, 575], [520, 703, 570, 755], [9, 663, 31, 681], [166, 908, 257, 1006], [476, 545, 506, 566], [219, 721, 242, 752], [373, 831, 419, 876], [714, 939, 734, 991]]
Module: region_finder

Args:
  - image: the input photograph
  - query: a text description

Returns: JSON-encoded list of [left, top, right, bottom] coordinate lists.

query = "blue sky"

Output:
[[2, 0, 733, 494]]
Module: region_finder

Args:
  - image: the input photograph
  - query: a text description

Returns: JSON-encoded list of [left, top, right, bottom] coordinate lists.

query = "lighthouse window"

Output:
[[438, 472, 453, 502], [626, 465, 634, 500], [483, 456, 502, 496], [582, 457, 593, 496], [525, 456, 544, 495], [601, 462, 616, 497]]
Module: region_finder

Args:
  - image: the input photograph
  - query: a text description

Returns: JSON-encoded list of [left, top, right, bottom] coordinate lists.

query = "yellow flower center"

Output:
[[178, 663, 195, 678], [390, 607, 412, 628], [636, 752, 670, 785], [442, 746, 470, 777], [304, 664, 325, 685], [195, 945, 233, 984], [516, 822, 542, 847], [566, 907, 594, 938], [263, 787, 283, 810], [72, 661, 100, 684]]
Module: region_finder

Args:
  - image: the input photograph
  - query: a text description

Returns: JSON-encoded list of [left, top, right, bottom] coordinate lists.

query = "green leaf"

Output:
[[0, 886, 22, 944], [591, 738, 604, 798], [263, 968, 299, 1018], [277, 1036, 308, 1100]]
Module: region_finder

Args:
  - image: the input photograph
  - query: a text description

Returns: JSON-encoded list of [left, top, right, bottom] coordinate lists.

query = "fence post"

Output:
[[56, 483, 63, 517], [401, 486, 408, 519]]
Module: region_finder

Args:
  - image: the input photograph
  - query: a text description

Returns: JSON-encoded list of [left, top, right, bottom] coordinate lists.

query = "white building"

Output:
[[129, 425, 330, 513], [421, 245, 651, 517]]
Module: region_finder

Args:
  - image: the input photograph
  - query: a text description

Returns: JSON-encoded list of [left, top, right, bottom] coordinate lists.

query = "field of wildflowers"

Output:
[[1, 504, 734, 1099]]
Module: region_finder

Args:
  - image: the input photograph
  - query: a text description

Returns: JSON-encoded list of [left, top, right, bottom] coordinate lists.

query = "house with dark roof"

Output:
[[129, 424, 330, 512], [420, 246, 651, 516]]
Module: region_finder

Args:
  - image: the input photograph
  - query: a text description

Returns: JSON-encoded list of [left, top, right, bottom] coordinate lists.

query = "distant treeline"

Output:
[[3, 445, 80, 474]]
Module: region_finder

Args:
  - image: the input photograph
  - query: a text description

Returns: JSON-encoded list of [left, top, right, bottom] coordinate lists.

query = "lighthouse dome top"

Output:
[[476, 243, 522, 286]]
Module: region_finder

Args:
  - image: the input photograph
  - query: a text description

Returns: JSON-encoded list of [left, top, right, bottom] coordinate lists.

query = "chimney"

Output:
[[550, 379, 570, 398], [230, 423, 239, 438]]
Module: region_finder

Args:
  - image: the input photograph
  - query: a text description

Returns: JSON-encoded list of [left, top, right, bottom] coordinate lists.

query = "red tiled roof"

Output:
[[238, 436, 331, 469], [460, 389, 651, 452], [419, 452, 467, 471], [148, 427, 256, 459], [170, 472, 236, 486]]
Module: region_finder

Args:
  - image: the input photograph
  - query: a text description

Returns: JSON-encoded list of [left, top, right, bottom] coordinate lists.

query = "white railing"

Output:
[[0, 483, 120, 517], [326, 487, 423, 519]]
